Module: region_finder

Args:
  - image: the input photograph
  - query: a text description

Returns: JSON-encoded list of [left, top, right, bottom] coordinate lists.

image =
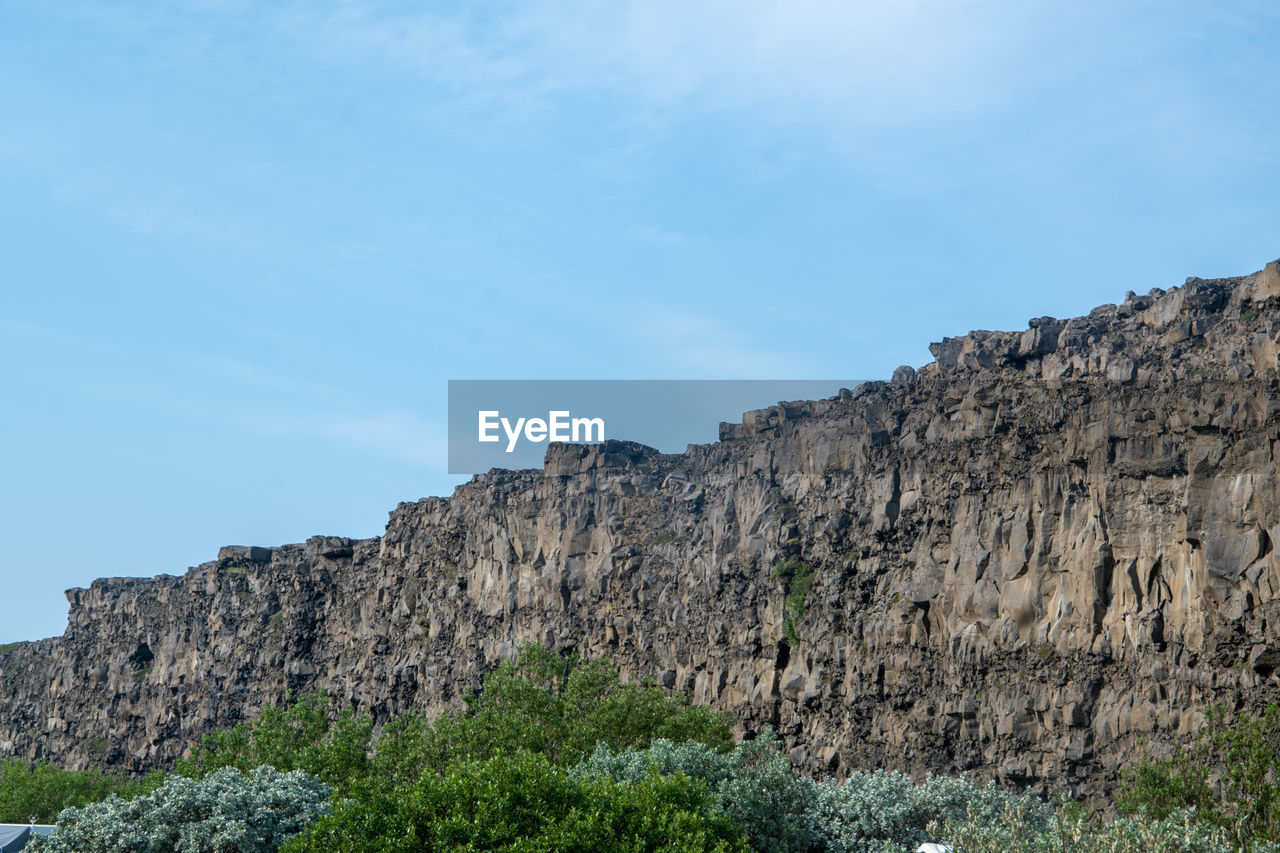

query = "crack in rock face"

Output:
[[4, 260, 1280, 809]]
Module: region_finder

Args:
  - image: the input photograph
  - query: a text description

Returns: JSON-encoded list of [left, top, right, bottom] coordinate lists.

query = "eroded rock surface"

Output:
[[5, 261, 1280, 806]]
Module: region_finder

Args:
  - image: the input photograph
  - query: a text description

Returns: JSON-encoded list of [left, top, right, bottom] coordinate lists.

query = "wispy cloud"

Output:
[[260, 0, 1278, 184], [191, 355, 349, 401], [191, 355, 447, 468], [3, 320, 447, 469], [276, 0, 1010, 120], [240, 409, 447, 468], [15, 0, 1276, 255], [191, 357, 448, 468], [617, 305, 816, 378], [624, 225, 705, 249], [100, 197, 267, 250]]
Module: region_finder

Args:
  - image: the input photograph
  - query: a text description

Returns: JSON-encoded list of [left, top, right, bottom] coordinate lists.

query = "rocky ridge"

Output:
[[3, 260, 1280, 806]]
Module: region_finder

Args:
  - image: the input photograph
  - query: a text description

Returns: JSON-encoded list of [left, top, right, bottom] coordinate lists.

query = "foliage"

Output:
[[576, 731, 818, 853], [717, 732, 818, 853], [574, 730, 1280, 853], [579, 737, 1051, 853], [371, 643, 732, 785], [772, 558, 816, 646], [940, 801, 1280, 853], [1118, 704, 1280, 845], [24, 648, 1280, 853], [574, 738, 735, 788], [808, 769, 1051, 853], [0, 758, 161, 824], [282, 750, 747, 853], [27, 766, 331, 853], [578, 737, 1053, 853], [177, 693, 373, 792]]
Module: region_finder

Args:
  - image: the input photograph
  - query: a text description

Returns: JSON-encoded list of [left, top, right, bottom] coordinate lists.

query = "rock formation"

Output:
[[4, 260, 1280, 807]]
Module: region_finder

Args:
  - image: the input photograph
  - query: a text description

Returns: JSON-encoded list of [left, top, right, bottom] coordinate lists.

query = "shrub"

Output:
[[27, 766, 330, 853], [717, 732, 818, 853], [1119, 704, 1280, 845], [371, 644, 732, 784], [177, 694, 373, 792], [576, 731, 817, 853], [0, 758, 161, 824], [773, 558, 816, 646], [808, 770, 1051, 852], [578, 737, 1059, 853], [939, 801, 1280, 853], [574, 738, 735, 789], [283, 750, 747, 853]]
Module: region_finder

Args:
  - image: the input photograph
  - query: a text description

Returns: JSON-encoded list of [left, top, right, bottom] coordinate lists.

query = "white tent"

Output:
[[0, 827, 30, 853], [0, 825, 54, 853]]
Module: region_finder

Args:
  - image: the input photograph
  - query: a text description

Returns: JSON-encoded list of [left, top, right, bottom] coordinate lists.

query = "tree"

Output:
[[372, 643, 733, 785], [0, 758, 160, 824], [177, 693, 373, 793], [283, 751, 746, 853], [1118, 704, 1280, 845]]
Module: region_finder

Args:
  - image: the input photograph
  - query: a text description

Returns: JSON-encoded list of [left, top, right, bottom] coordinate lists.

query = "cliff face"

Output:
[[4, 261, 1280, 805]]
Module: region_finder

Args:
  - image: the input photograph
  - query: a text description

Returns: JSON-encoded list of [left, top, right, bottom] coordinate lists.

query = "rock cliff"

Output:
[[4, 260, 1280, 806]]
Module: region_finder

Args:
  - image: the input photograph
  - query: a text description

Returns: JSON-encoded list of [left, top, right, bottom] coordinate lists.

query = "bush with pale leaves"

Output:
[[27, 766, 330, 853]]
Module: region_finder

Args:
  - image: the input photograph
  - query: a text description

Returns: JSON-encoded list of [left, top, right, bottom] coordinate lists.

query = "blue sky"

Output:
[[2, 1, 1278, 643]]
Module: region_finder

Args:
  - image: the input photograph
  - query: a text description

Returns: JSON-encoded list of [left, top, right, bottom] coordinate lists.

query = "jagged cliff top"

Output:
[[918, 259, 1280, 382], [66, 257, 1280, 600], [544, 257, 1280, 469], [11, 255, 1280, 802]]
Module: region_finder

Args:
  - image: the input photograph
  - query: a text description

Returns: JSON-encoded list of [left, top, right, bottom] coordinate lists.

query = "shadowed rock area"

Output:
[[4, 259, 1280, 807]]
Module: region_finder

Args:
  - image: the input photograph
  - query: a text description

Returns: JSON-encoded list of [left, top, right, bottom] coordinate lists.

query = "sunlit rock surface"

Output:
[[4, 260, 1280, 808]]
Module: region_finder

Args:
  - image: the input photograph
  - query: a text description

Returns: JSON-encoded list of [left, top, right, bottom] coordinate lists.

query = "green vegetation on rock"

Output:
[[1119, 703, 1280, 847], [176, 693, 373, 790], [368, 644, 732, 787], [772, 557, 817, 647], [9, 648, 1280, 852]]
